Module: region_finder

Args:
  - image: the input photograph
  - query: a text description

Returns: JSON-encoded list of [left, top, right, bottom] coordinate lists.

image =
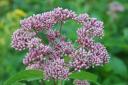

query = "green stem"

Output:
[[59, 21, 63, 38], [60, 80, 63, 85], [41, 79, 45, 85], [33, 28, 45, 44], [54, 80, 57, 85]]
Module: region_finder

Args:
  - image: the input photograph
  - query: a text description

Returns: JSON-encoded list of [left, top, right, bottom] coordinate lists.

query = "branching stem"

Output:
[[33, 28, 45, 44], [59, 21, 63, 38]]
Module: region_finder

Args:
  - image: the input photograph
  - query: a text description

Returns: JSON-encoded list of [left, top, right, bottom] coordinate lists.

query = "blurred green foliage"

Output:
[[0, 0, 128, 85]]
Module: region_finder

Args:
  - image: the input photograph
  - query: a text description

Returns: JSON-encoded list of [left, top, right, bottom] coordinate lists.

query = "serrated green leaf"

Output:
[[4, 70, 43, 85]]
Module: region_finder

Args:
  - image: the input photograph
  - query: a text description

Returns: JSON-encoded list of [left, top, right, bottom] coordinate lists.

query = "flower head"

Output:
[[43, 59, 69, 80], [109, 1, 124, 13], [23, 44, 52, 65], [89, 43, 110, 67], [11, 29, 36, 51], [74, 80, 90, 85], [70, 48, 91, 70], [55, 41, 74, 55], [47, 29, 60, 41]]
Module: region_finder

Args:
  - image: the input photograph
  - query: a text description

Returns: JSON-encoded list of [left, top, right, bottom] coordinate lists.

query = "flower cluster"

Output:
[[43, 59, 69, 80], [73, 80, 90, 85], [108, 1, 124, 19], [55, 41, 74, 55], [20, 7, 76, 31], [70, 48, 91, 70], [23, 44, 52, 66], [11, 29, 36, 51], [109, 1, 124, 13], [11, 7, 109, 80]]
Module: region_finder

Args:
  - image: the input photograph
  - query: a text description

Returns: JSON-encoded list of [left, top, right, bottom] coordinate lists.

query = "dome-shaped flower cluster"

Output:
[[11, 29, 36, 51], [11, 7, 109, 80]]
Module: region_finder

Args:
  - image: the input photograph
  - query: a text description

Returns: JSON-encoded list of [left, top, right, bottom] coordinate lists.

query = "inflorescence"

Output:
[[11, 7, 110, 80]]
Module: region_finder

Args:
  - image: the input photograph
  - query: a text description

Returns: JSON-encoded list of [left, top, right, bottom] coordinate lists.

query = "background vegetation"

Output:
[[0, 0, 128, 85]]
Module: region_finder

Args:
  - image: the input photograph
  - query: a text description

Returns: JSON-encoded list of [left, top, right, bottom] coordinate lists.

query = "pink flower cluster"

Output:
[[11, 29, 36, 51], [73, 80, 90, 85], [43, 59, 69, 80], [20, 7, 76, 31], [11, 7, 109, 80], [109, 1, 124, 13], [107, 1, 124, 19]]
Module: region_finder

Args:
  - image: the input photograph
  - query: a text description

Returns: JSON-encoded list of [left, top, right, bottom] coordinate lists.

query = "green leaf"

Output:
[[64, 56, 71, 63], [111, 57, 127, 77], [69, 71, 99, 84], [123, 28, 128, 40], [4, 70, 43, 85], [113, 83, 127, 85], [13, 82, 25, 85], [44, 80, 54, 85]]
